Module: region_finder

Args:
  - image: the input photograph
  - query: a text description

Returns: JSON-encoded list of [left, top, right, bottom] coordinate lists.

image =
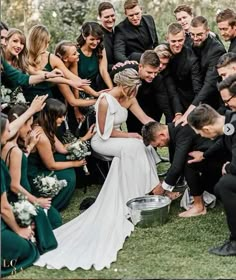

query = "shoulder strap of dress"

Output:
[[48, 53, 51, 65], [5, 145, 17, 168]]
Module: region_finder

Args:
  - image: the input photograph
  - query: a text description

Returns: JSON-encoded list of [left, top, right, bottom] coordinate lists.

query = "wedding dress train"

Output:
[[34, 93, 160, 270]]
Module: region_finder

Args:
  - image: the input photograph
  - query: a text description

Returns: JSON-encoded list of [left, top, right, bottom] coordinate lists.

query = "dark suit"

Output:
[[164, 123, 212, 187], [192, 35, 226, 108], [167, 45, 203, 111], [229, 36, 236, 53], [204, 110, 236, 240], [101, 25, 115, 72], [114, 15, 158, 63]]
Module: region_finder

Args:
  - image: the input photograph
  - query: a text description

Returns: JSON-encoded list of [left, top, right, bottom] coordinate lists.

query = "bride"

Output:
[[34, 68, 160, 270]]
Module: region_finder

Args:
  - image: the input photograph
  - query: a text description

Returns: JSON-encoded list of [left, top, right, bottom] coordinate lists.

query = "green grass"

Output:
[[7, 148, 236, 279]]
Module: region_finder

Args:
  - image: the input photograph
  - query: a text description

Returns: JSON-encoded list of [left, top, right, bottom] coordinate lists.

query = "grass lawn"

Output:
[[6, 150, 236, 279]]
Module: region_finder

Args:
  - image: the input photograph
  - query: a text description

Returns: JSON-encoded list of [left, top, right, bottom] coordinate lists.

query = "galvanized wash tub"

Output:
[[126, 195, 171, 228]]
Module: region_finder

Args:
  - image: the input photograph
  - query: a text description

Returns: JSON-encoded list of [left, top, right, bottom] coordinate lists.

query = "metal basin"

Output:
[[126, 195, 171, 228]]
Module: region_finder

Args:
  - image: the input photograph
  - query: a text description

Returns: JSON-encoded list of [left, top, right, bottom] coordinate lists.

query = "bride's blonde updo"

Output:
[[113, 68, 142, 97]]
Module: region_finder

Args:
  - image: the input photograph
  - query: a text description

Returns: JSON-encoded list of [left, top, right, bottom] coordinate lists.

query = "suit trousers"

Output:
[[184, 157, 224, 196], [214, 174, 236, 240]]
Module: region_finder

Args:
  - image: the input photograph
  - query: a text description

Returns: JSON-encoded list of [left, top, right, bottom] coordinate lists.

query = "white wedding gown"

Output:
[[34, 93, 160, 270]]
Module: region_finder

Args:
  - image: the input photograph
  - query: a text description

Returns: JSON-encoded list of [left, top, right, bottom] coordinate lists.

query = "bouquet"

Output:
[[11, 193, 38, 227], [1, 85, 27, 108], [62, 118, 78, 144], [11, 193, 38, 243], [66, 140, 91, 175], [33, 172, 68, 198]]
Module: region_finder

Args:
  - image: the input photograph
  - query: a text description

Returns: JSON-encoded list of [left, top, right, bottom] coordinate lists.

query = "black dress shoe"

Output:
[[209, 239, 236, 256]]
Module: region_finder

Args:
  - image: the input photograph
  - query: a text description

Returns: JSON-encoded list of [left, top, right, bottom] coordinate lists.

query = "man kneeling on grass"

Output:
[[141, 119, 213, 206], [187, 104, 236, 256]]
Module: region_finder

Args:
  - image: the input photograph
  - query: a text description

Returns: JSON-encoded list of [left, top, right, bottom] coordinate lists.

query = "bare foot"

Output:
[[165, 191, 182, 201], [179, 206, 206, 218]]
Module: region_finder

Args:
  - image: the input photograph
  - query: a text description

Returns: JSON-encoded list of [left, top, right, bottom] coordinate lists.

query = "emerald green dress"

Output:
[[27, 152, 76, 211], [1, 159, 39, 277], [4, 148, 59, 253], [1, 59, 29, 90], [78, 48, 99, 91], [20, 152, 62, 230], [22, 53, 55, 103]]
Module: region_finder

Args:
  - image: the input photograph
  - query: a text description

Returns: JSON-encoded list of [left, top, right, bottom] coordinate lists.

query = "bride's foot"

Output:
[[179, 206, 206, 218], [165, 191, 182, 201]]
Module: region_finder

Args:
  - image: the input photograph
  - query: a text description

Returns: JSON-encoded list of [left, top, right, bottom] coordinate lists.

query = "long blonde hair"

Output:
[[27, 24, 50, 68], [113, 68, 142, 97], [5, 28, 29, 72]]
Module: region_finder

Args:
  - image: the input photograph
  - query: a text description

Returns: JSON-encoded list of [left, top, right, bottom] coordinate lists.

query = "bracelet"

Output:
[[44, 72, 49, 80]]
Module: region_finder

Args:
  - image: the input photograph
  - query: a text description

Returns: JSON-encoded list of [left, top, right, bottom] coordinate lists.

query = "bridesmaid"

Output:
[[54, 40, 96, 134], [76, 21, 113, 98], [27, 98, 93, 211], [1, 97, 46, 277], [4, 28, 29, 72], [24, 24, 90, 103], [2, 104, 59, 255]]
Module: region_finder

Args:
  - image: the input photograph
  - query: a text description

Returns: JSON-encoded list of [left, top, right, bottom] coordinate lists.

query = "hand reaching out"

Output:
[[174, 115, 188, 126], [47, 68, 64, 78], [29, 95, 48, 113], [25, 129, 41, 154], [127, 132, 142, 139], [81, 124, 96, 141], [188, 151, 204, 164], [69, 79, 91, 89]]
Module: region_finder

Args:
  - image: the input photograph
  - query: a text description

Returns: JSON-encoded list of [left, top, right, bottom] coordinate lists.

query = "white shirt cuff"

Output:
[[162, 181, 175, 192]]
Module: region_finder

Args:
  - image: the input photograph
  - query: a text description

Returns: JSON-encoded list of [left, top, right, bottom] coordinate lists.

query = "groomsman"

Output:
[[141, 121, 212, 199], [114, 0, 159, 63], [217, 52, 236, 79], [187, 103, 236, 256], [173, 4, 194, 47], [166, 23, 202, 116], [176, 16, 226, 125], [218, 74, 236, 111], [111, 50, 160, 133], [216, 9, 236, 53], [98, 2, 116, 72]]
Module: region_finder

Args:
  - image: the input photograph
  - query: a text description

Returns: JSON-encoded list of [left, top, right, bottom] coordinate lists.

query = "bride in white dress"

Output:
[[34, 68, 160, 270]]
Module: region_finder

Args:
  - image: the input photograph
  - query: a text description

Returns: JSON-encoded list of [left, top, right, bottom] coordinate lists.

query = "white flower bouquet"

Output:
[[11, 193, 38, 227], [66, 140, 91, 175], [33, 172, 68, 198], [1, 85, 27, 107]]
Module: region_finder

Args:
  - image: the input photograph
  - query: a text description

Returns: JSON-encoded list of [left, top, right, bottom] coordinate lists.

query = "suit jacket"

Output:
[[114, 15, 158, 63], [204, 110, 236, 175], [192, 35, 226, 108], [229, 36, 236, 53], [165, 123, 212, 186], [101, 25, 115, 71], [168, 45, 203, 110]]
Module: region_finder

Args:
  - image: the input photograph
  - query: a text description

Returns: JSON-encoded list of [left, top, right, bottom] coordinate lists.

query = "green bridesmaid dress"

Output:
[[1, 59, 30, 90], [20, 152, 62, 230], [4, 148, 60, 254], [27, 152, 76, 211], [22, 54, 55, 103], [1, 159, 39, 277]]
